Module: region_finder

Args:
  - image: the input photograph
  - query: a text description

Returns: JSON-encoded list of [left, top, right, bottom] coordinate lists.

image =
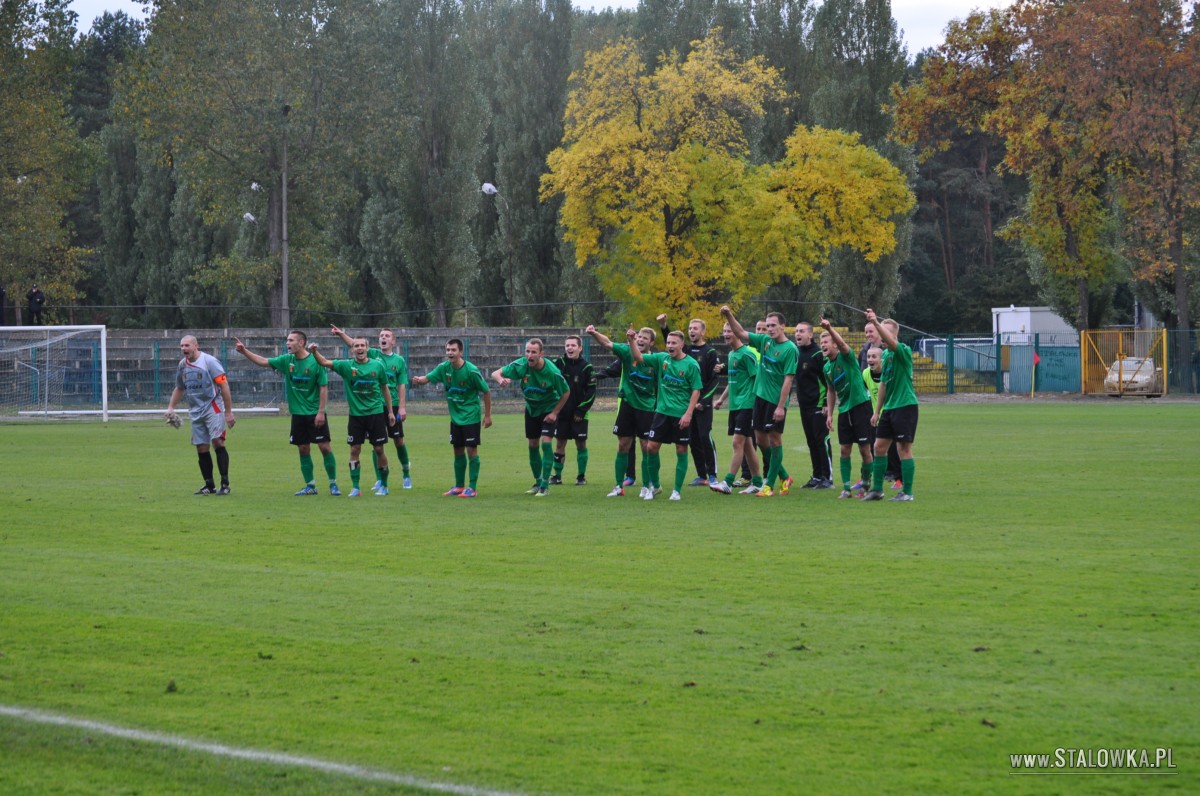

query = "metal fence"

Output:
[[6, 325, 1199, 417]]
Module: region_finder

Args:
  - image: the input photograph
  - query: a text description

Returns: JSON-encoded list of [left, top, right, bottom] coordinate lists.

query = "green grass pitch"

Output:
[[1, 403, 1197, 794]]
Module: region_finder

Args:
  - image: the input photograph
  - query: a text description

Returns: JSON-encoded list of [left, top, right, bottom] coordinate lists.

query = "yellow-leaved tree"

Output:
[[541, 32, 914, 327]]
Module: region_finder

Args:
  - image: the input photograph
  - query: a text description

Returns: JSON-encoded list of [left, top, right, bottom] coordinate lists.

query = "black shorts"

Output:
[[449, 421, 483, 448], [752, 397, 787, 433], [385, 406, 405, 439], [613, 401, 654, 439], [347, 413, 388, 446], [727, 408, 753, 437], [289, 414, 331, 446], [524, 410, 556, 440], [837, 402, 874, 446], [877, 404, 919, 442], [555, 413, 589, 442], [647, 413, 691, 446]]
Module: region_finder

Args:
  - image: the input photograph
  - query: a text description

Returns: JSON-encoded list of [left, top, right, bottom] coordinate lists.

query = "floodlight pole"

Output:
[[280, 104, 291, 330]]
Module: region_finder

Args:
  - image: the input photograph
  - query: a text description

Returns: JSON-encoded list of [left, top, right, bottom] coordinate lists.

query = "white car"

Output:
[[1103, 357, 1164, 397]]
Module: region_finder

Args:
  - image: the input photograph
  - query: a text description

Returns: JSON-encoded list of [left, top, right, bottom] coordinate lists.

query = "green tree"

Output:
[[541, 33, 913, 327], [478, 0, 574, 324], [119, 0, 382, 326], [805, 0, 911, 318], [0, 0, 89, 318], [375, 0, 486, 326]]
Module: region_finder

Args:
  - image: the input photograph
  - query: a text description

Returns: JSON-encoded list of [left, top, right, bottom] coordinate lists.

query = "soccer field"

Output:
[[1, 403, 1197, 794]]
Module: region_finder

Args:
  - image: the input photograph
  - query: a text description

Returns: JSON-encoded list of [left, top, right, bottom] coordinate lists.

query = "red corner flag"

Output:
[[1033, 351, 1041, 366]]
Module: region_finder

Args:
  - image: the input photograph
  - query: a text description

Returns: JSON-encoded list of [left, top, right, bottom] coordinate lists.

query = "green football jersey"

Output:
[[823, 349, 871, 411], [748, 332, 798, 404], [424, 359, 490, 425], [267, 351, 327, 415], [643, 352, 702, 418], [881, 343, 919, 410], [368, 348, 408, 404], [500, 357, 568, 417], [330, 357, 388, 417], [611, 343, 658, 412], [725, 344, 759, 411]]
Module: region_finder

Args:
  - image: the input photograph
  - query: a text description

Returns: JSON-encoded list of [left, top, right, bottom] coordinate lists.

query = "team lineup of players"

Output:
[[165, 306, 918, 502]]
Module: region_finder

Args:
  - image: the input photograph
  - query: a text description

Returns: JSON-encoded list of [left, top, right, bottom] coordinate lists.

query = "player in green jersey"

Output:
[[331, 326, 413, 491], [235, 331, 340, 495], [818, 320, 874, 499], [631, 330, 702, 500], [411, 338, 492, 497], [862, 309, 918, 502], [309, 338, 394, 497], [711, 322, 763, 494], [585, 324, 659, 497], [720, 306, 798, 496], [491, 338, 571, 497]]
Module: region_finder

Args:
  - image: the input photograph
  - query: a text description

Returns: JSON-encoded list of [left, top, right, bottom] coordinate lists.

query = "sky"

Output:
[[69, 0, 1007, 55]]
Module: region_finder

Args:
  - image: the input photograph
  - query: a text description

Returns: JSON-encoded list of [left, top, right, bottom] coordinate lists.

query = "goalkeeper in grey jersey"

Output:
[[166, 335, 236, 495]]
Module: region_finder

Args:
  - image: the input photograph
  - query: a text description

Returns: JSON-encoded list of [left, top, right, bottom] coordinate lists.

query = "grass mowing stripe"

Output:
[[0, 704, 529, 796]]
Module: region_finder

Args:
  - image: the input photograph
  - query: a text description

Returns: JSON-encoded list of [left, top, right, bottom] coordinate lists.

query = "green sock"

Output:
[[861, 460, 871, 486], [468, 455, 480, 489], [372, 455, 383, 483], [752, 475, 763, 487], [724, 473, 734, 487], [872, 456, 887, 491], [349, 460, 361, 489], [615, 451, 629, 486], [528, 446, 541, 481], [299, 453, 314, 485], [649, 452, 661, 488], [760, 445, 774, 475], [553, 452, 565, 477], [577, 449, 588, 478], [540, 441, 554, 487], [322, 451, 338, 483], [397, 444, 410, 474], [454, 454, 467, 488], [901, 458, 915, 495], [641, 454, 651, 487], [840, 456, 852, 490], [766, 446, 783, 488], [675, 452, 689, 492]]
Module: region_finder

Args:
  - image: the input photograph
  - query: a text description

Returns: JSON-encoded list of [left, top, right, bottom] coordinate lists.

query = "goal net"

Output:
[[0, 326, 109, 420]]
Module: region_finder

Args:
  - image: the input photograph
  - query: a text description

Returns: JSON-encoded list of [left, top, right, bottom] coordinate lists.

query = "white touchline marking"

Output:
[[0, 705, 530, 796]]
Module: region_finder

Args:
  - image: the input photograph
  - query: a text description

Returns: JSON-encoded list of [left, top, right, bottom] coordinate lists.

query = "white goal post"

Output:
[[0, 325, 109, 421]]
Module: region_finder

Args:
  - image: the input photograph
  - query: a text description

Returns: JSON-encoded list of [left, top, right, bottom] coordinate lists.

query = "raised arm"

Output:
[[307, 342, 333, 369], [627, 329, 643, 364], [234, 337, 270, 368], [819, 318, 850, 355], [865, 308, 897, 351], [721, 306, 750, 344], [329, 324, 353, 347], [585, 325, 615, 352]]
